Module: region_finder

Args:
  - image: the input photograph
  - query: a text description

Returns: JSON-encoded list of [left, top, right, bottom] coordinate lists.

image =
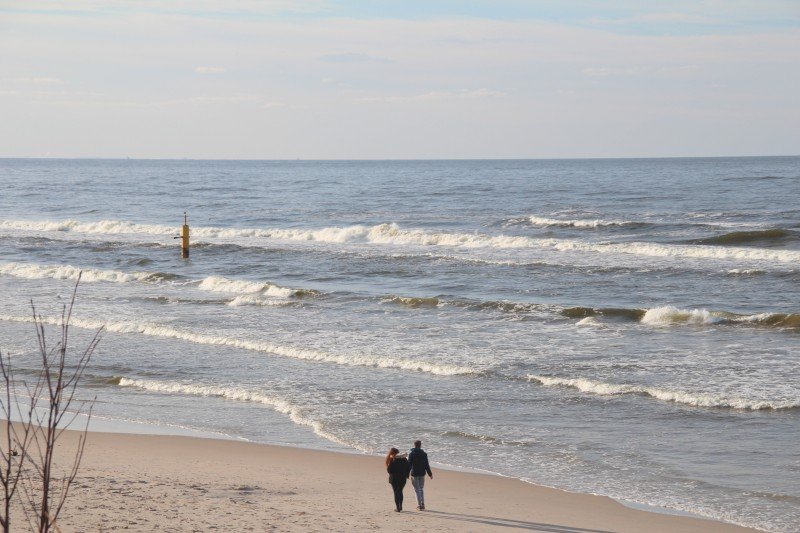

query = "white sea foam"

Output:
[[117, 377, 366, 450], [197, 275, 296, 298], [546, 239, 800, 263], [526, 375, 798, 410], [5, 218, 800, 263], [727, 269, 766, 276], [640, 306, 724, 326], [0, 314, 475, 377], [0, 219, 176, 236], [0, 261, 155, 284], [527, 216, 632, 228], [227, 294, 294, 307], [638, 306, 800, 328], [0, 261, 306, 303]]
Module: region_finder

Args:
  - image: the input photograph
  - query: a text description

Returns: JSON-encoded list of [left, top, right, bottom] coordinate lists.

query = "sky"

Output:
[[1, 1, 798, 159]]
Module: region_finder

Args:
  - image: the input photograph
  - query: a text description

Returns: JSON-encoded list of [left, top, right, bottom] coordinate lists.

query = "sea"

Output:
[[0, 157, 798, 531]]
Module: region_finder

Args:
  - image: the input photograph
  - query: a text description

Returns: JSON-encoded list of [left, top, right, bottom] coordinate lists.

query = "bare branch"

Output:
[[1, 276, 99, 532]]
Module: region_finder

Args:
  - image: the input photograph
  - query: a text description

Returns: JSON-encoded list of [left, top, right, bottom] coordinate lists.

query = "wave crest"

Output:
[[525, 216, 639, 228], [640, 306, 800, 328], [197, 275, 303, 298], [382, 296, 440, 308], [688, 228, 795, 247], [4, 218, 800, 263], [526, 375, 799, 410], [0, 314, 477, 377], [117, 378, 365, 450], [0, 261, 159, 284]]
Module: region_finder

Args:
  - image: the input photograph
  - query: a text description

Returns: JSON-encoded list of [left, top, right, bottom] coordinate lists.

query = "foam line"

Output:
[[0, 261, 159, 283], [527, 374, 798, 410], [116, 377, 367, 451], [526, 216, 635, 228], [0, 314, 477, 377], [0, 261, 308, 301], [640, 306, 800, 328], [4, 218, 800, 263]]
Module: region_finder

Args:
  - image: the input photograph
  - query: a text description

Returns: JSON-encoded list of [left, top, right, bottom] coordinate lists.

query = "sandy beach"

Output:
[[6, 429, 752, 532]]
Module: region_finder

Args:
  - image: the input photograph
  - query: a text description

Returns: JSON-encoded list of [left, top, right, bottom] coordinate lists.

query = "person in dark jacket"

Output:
[[407, 440, 433, 510], [385, 447, 411, 512]]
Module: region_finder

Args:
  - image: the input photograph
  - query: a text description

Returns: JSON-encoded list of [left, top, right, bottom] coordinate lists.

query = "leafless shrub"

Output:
[[1, 276, 102, 532]]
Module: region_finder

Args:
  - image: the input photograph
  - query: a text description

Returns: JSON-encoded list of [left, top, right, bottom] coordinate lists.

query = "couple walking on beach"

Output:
[[385, 440, 433, 512]]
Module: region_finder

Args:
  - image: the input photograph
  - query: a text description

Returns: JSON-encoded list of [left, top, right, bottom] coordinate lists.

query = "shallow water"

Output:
[[0, 157, 798, 531]]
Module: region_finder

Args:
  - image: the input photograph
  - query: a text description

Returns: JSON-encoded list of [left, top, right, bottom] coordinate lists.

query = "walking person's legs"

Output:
[[411, 476, 425, 509], [392, 482, 404, 511]]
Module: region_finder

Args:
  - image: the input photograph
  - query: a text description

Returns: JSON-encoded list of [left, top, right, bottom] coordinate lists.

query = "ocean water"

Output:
[[0, 157, 798, 531]]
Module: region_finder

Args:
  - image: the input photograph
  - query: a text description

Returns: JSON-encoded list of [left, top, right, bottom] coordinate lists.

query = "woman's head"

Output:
[[385, 447, 400, 467]]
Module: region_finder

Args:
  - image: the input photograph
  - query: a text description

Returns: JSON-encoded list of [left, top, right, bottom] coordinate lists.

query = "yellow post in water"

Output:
[[181, 212, 190, 258]]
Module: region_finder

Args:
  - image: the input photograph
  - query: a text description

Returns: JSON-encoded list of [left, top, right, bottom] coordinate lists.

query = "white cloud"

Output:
[[318, 52, 393, 63], [0, 8, 797, 158], [582, 65, 701, 78], [194, 66, 227, 74], [12, 77, 65, 85], [359, 89, 507, 103]]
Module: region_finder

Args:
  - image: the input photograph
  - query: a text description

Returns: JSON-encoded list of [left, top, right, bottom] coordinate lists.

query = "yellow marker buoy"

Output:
[[181, 212, 190, 258]]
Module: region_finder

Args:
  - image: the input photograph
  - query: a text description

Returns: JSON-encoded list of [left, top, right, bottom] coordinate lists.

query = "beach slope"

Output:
[[26, 430, 760, 532]]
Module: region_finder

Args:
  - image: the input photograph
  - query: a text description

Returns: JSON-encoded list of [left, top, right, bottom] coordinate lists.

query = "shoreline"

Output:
[[72, 417, 748, 525], [28, 424, 762, 532]]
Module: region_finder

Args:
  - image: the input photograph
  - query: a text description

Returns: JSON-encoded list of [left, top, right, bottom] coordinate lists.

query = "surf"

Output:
[[0, 314, 479, 377], [4, 218, 800, 264], [526, 374, 799, 411]]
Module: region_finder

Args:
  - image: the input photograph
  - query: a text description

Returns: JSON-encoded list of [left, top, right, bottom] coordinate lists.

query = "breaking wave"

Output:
[[0, 261, 314, 305], [382, 296, 441, 308], [0, 314, 477, 377], [0, 261, 167, 284], [196, 275, 315, 299], [560, 304, 800, 330], [5, 218, 800, 263], [727, 269, 766, 276], [116, 377, 365, 450], [0, 219, 176, 236], [640, 306, 800, 329], [526, 375, 799, 410], [524, 216, 642, 229]]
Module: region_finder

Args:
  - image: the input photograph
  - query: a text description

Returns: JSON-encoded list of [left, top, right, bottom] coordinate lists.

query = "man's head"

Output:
[[414, 440, 422, 449]]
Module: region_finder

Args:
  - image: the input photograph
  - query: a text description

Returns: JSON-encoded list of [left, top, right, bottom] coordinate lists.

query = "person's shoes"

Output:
[[420, 504, 425, 510], [395, 508, 401, 512]]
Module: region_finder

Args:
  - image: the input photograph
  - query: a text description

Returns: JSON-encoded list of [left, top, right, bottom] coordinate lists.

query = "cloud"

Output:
[[12, 77, 65, 85], [1, 6, 798, 158], [360, 88, 507, 103], [194, 66, 227, 74], [586, 12, 715, 27], [582, 65, 701, 78], [318, 52, 393, 64]]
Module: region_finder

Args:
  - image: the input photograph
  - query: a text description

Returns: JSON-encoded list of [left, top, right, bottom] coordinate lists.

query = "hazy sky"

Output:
[[1, 1, 798, 159]]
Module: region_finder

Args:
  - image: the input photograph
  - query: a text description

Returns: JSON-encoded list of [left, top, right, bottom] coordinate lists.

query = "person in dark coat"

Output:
[[385, 447, 410, 512], [408, 440, 433, 510]]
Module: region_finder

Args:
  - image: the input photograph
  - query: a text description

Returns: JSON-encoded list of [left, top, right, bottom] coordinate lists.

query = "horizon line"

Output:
[[1, 154, 798, 163]]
